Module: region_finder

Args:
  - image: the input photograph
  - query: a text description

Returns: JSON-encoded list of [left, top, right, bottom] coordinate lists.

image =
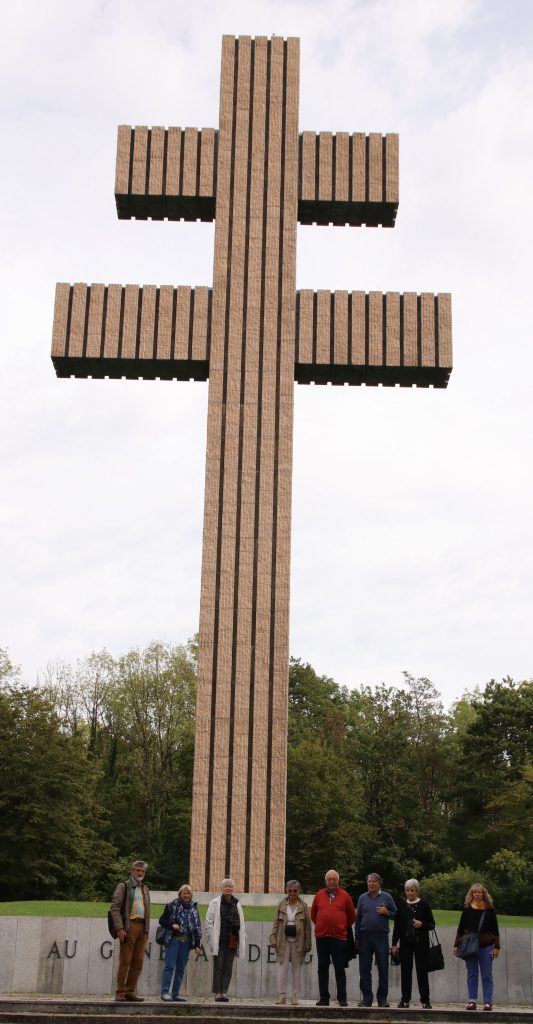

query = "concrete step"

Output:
[[0, 1003, 532, 1024]]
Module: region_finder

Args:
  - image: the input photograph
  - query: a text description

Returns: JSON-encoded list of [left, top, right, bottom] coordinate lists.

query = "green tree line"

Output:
[[1, 645, 532, 911]]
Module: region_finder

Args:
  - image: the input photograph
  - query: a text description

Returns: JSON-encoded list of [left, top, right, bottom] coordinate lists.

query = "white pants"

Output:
[[278, 942, 302, 997]]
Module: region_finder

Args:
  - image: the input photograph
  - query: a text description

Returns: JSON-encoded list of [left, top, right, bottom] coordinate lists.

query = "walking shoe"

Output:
[[483, 1005, 492, 1012], [221, 995, 230, 1002], [358, 1000, 372, 1007], [161, 993, 173, 1001], [339, 1000, 348, 1007], [125, 995, 144, 1002], [115, 995, 127, 1001], [275, 996, 286, 1005], [173, 996, 187, 1002], [398, 1001, 410, 1008], [378, 1003, 390, 1008], [316, 999, 330, 1006], [291, 998, 300, 1005], [466, 1002, 477, 1011], [422, 1003, 432, 1009]]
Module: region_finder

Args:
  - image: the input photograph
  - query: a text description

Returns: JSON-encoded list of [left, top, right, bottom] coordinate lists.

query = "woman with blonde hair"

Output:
[[453, 883, 500, 1011], [270, 880, 312, 1005], [158, 884, 202, 1002]]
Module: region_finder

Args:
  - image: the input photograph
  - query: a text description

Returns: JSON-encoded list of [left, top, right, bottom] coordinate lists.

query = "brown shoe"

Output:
[[115, 995, 127, 1001], [125, 994, 144, 1002]]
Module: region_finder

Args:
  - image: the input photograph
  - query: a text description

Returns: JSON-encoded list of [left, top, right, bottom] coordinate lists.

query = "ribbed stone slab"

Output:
[[51, 283, 211, 380], [295, 290, 452, 387]]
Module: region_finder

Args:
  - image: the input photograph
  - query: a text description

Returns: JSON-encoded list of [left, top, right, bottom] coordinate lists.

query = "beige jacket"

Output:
[[270, 897, 312, 963]]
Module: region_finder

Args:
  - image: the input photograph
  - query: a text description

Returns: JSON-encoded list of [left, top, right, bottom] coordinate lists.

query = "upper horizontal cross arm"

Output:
[[114, 126, 398, 228], [114, 125, 218, 222], [298, 131, 398, 227]]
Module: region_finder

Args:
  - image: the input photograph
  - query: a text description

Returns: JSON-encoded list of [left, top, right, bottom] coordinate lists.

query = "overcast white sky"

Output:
[[1, 0, 532, 707]]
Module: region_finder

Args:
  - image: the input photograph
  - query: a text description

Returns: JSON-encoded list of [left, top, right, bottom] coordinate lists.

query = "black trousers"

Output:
[[400, 942, 430, 1003], [212, 941, 236, 994], [316, 936, 348, 1003]]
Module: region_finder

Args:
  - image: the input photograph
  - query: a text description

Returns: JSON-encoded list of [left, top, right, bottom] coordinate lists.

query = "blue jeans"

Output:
[[161, 938, 190, 998], [358, 931, 390, 1005], [466, 945, 494, 1004]]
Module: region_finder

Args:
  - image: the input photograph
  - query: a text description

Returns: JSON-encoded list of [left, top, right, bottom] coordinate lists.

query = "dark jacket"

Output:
[[454, 906, 500, 949], [111, 878, 151, 936], [392, 898, 435, 948]]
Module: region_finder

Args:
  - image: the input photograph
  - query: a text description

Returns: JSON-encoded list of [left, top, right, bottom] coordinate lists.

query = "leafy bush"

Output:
[[421, 865, 475, 909]]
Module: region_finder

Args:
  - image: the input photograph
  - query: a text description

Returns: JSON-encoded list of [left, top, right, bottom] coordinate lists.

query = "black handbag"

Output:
[[458, 912, 485, 961], [427, 929, 444, 972], [155, 924, 168, 945], [458, 933, 479, 960]]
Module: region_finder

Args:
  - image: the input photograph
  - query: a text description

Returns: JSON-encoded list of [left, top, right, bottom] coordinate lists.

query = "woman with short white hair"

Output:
[[205, 879, 246, 1001], [391, 879, 435, 1009]]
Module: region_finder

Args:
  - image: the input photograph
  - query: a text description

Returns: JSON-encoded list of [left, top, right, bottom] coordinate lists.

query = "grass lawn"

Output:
[[0, 902, 532, 928], [0, 901, 270, 922]]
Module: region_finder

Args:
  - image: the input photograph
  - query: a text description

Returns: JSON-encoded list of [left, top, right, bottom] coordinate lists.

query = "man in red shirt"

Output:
[[311, 869, 356, 1006]]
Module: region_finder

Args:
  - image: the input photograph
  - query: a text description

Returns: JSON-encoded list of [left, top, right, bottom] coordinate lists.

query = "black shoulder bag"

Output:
[[427, 928, 445, 972]]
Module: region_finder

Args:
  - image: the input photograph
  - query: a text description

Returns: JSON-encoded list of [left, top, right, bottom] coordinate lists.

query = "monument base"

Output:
[[0, 918, 529, 1004]]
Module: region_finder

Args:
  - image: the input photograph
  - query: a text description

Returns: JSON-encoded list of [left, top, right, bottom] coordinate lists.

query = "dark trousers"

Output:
[[316, 936, 348, 1003], [212, 941, 236, 994], [400, 942, 430, 1003], [358, 931, 390, 1005]]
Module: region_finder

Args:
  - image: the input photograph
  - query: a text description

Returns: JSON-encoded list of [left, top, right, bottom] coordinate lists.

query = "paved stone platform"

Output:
[[0, 998, 532, 1024]]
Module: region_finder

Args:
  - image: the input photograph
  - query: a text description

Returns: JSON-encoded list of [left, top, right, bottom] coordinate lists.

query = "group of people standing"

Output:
[[308, 871, 500, 1012], [110, 861, 501, 1009]]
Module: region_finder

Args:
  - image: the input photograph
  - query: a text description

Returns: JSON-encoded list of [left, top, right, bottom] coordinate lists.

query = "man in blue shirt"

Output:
[[356, 872, 396, 1007]]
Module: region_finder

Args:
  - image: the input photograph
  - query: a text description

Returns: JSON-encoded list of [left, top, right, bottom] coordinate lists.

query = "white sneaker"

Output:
[[275, 996, 286, 1005]]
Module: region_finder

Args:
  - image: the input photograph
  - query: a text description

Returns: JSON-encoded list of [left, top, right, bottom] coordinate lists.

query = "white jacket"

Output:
[[205, 895, 246, 958]]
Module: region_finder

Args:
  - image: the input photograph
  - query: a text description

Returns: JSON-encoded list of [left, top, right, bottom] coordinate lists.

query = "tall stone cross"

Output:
[[52, 35, 452, 893]]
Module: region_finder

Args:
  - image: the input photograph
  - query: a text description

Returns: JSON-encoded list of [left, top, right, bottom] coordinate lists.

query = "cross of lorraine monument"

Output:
[[51, 35, 452, 894]]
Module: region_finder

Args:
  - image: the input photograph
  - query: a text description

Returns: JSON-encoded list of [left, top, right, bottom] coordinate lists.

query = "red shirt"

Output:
[[311, 887, 356, 940]]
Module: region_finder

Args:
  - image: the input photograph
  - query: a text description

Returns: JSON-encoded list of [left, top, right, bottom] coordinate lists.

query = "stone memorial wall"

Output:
[[0, 918, 531, 1004]]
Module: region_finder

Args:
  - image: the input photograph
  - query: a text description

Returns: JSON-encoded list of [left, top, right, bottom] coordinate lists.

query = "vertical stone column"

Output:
[[190, 35, 300, 893]]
